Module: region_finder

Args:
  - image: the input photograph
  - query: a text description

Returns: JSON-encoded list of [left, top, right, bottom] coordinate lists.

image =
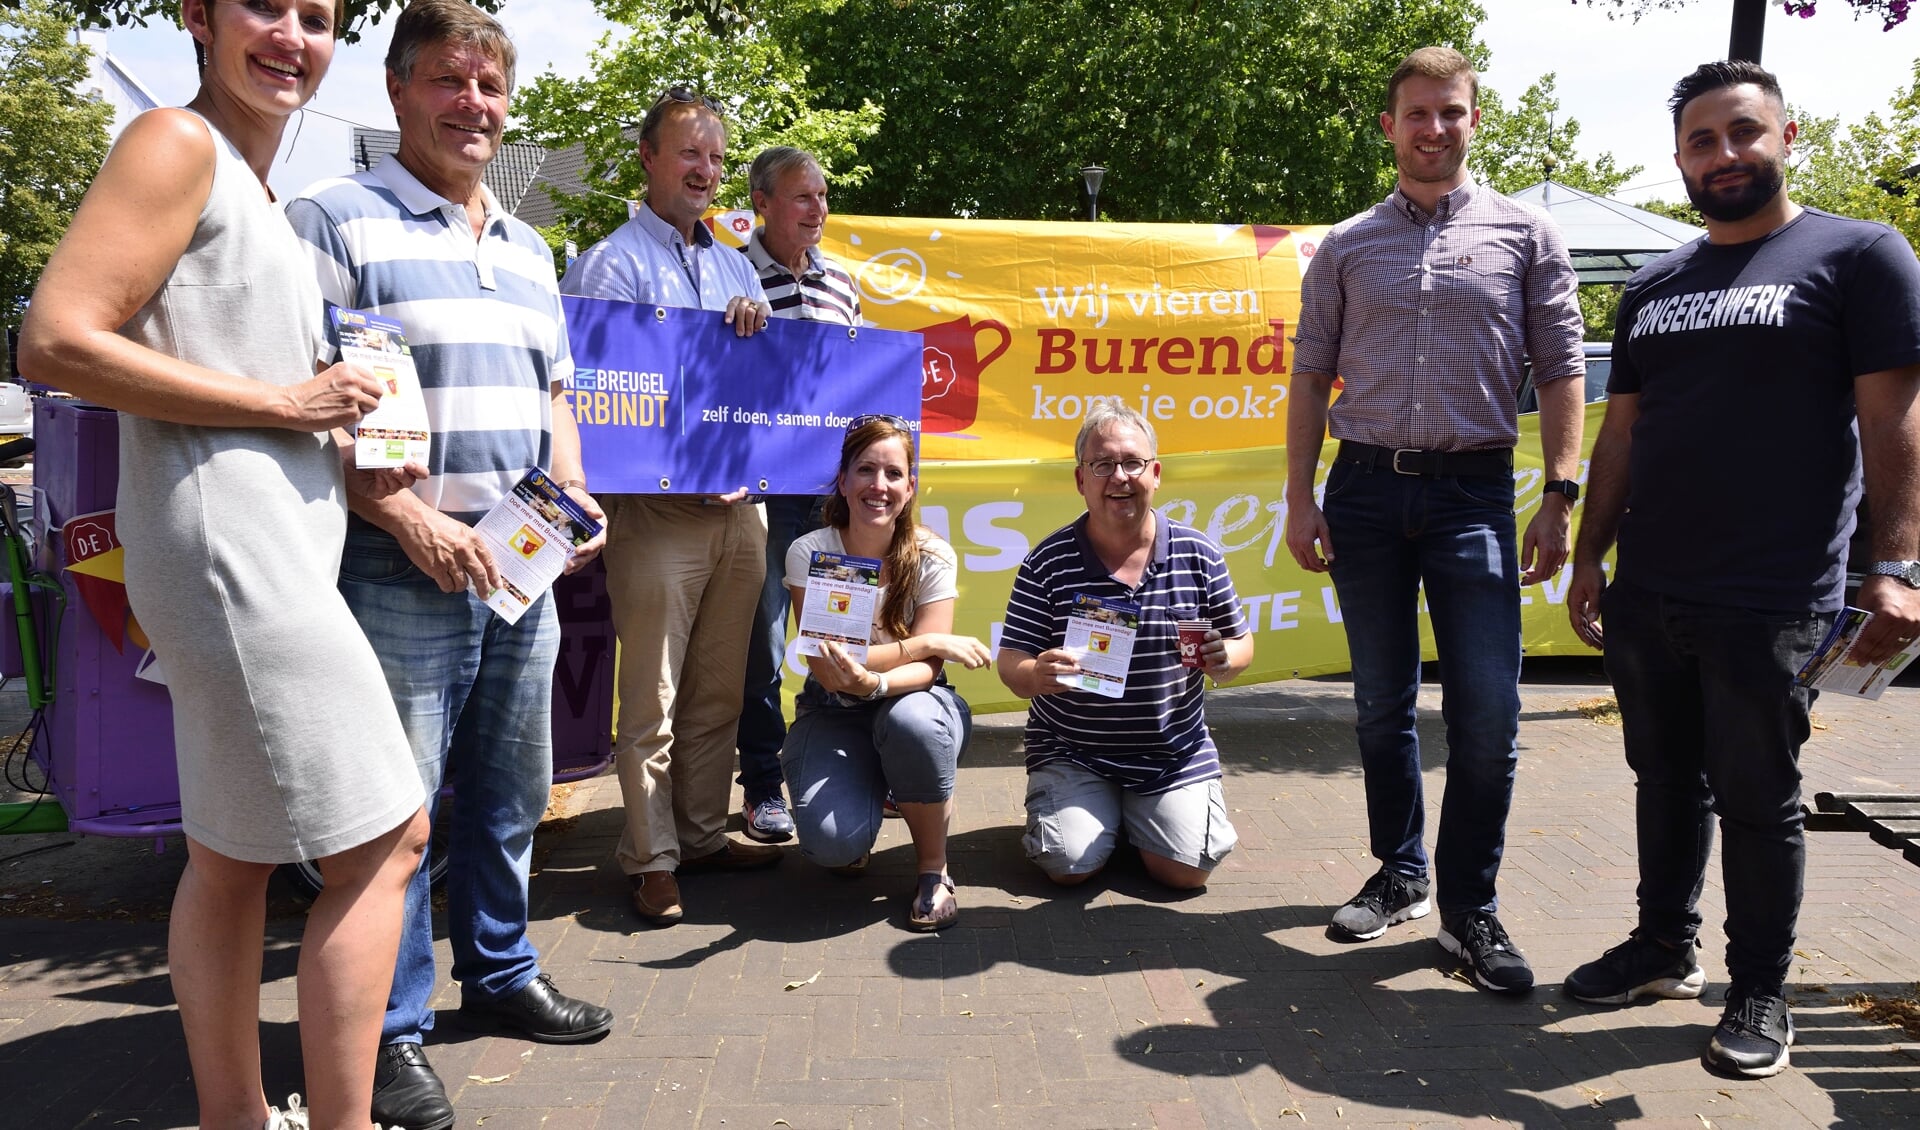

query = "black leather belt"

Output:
[[1336, 440, 1513, 478]]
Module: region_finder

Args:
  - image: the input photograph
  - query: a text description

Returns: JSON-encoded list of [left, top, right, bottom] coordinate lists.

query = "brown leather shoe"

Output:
[[629, 870, 683, 925], [679, 838, 782, 872]]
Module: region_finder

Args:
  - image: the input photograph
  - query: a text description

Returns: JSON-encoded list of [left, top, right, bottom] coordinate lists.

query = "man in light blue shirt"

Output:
[[560, 89, 780, 928]]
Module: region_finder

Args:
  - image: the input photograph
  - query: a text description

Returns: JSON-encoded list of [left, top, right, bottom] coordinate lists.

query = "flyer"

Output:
[[331, 306, 430, 470], [1795, 606, 1920, 700], [798, 551, 882, 662], [473, 469, 602, 625], [1057, 593, 1140, 698]]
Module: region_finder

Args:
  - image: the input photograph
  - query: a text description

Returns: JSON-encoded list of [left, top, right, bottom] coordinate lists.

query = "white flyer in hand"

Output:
[[1794, 606, 1920, 700], [331, 306, 430, 469], [1058, 594, 1140, 698], [798, 551, 882, 662], [473, 469, 602, 625]]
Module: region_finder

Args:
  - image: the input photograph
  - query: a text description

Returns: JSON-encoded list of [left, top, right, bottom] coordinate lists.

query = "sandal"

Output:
[[907, 871, 958, 931]]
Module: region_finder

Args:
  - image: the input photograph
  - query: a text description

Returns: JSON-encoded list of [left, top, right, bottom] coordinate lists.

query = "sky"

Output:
[[82, 0, 1920, 207], [1476, 0, 1920, 203]]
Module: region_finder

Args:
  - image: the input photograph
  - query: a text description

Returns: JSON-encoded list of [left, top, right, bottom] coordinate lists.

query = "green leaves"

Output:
[[1470, 73, 1642, 197], [30, 1, 505, 43], [508, 0, 880, 246], [0, 0, 112, 329], [1780, 73, 1920, 250], [509, 1, 1646, 231], [778, 0, 1488, 222]]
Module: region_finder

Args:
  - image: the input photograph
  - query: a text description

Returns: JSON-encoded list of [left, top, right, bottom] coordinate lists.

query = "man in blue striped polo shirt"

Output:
[[288, 3, 612, 1127], [731, 146, 865, 846], [997, 403, 1254, 890]]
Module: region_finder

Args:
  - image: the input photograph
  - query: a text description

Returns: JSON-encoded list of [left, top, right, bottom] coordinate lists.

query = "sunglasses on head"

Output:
[[656, 85, 725, 114], [847, 414, 913, 433]]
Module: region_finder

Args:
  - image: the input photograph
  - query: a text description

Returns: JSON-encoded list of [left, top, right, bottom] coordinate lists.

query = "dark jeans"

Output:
[[1600, 578, 1829, 992], [1324, 459, 1521, 917], [737, 494, 822, 803]]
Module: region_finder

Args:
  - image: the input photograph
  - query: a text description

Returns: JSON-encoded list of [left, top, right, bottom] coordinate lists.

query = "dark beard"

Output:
[[1684, 159, 1785, 223]]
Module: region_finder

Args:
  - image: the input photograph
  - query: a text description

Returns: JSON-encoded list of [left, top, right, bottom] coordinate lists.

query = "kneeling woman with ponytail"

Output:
[[781, 415, 990, 930]]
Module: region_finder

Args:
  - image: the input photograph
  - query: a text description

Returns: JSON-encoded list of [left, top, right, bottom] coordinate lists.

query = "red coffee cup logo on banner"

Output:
[[917, 315, 1010, 434]]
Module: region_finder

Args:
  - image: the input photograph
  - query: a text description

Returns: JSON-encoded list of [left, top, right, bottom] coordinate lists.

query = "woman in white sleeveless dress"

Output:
[[20, 2, 429, 1127]]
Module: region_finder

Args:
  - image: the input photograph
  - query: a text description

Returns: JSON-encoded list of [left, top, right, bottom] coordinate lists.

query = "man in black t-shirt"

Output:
[[1565, 60, 1920, 1080]]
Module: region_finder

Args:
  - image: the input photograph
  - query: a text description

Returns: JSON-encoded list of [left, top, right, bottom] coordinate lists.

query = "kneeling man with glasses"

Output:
[[996, 403, 1253, 890]]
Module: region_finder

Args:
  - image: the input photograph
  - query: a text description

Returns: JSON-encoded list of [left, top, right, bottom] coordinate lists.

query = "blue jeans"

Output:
[[737, 495, 821, 804], [780, 682, 970, 868], [1323, 459, 1521, 917], [340, 527, 559, 1044], [1600, 579, 1828, 992]]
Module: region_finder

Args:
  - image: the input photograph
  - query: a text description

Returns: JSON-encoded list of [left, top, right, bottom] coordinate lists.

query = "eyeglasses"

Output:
[[847, 414, 913, 432], [1082, 458, 1152, 479], [655, 85, 724, 114]]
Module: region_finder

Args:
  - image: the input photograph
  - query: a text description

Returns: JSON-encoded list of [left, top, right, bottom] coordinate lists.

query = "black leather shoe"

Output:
[[458, 972, 614, 1044], [370, 1041, 454, 1130]]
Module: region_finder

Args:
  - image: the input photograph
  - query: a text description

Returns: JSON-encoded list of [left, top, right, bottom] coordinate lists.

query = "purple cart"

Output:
[[20, 398, 615, 846]]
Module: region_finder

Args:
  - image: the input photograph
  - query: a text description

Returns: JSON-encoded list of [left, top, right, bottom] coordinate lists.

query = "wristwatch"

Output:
[[1866, 560, 1920, 588], [1542, 479, 1580, 502]]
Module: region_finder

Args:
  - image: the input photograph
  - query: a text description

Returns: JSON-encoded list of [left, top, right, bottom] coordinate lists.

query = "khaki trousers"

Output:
[[604, 494, 767, 873]]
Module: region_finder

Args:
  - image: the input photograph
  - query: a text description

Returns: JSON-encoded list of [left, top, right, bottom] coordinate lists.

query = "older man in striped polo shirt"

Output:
[[288, 3, 612, 1127], [997, 403, 1254, 890], [731, 146, 864, 846], [1283, 45, 1584, 995]]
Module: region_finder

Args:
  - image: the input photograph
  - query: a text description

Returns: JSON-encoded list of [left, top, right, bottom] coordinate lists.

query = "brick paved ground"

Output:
[[4, 667, 1918, 1128]]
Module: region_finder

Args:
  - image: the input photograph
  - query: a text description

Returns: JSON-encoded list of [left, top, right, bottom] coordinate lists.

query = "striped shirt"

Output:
[[1000, 514, 1247, 794], [287, 156, 570, 525], [742, 229, 861, 325], [1291, 181, 1583, 453], [560, 201, 767, 312]]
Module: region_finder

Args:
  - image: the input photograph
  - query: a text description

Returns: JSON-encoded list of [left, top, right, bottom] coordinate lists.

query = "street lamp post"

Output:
[[1080, 165, 1105, 222], [1730, 0, 1766, 62]]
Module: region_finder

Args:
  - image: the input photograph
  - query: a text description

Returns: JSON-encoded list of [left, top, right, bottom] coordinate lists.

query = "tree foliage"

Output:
[[774, 0, 1487, 224], [21, 0, 501, 42], [1639, 78, 1920, 247], [1470, 73, 1642, 195], [1784, 72, 1920, 247], [510, 0, 1641, 241], [1578, 0, 1910, 31], [0, 0, 111, 330], [1463, 74, 1645, 342], [508, 0, 882, 246]]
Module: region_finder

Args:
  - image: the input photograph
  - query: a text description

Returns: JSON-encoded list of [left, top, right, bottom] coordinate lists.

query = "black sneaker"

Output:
[[1329, 868, 1431, 941], [1565, 935, 1706, 1005], [1706, 986, 1794, 1078], [1438, 910, 1534, 993]]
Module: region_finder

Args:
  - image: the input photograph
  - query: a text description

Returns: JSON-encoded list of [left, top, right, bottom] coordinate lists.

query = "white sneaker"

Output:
[[264, 1093, 310, 1130]]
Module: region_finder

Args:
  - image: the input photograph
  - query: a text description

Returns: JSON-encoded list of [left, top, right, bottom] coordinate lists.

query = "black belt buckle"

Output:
[[1390, 448, 1425, 475]]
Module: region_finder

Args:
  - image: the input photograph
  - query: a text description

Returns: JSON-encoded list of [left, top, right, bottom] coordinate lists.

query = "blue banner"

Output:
[[562, 297, 924, 495]]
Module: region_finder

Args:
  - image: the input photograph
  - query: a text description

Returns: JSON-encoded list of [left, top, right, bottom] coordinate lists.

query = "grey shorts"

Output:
[[1021, 760, 1238, 877]]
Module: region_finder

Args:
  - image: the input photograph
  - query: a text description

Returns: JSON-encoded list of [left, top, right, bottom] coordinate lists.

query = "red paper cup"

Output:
[[1177, 620, 1210, 669]]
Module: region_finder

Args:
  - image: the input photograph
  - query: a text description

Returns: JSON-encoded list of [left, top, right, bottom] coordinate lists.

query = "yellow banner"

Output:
[[708, 212, 1331, 462], [697, 213, 1605, 703], [909, 401, 1608, 716]]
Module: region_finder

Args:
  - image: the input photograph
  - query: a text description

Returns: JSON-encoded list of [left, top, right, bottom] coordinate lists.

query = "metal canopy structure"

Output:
[[1510, 180, 1706, 284]]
